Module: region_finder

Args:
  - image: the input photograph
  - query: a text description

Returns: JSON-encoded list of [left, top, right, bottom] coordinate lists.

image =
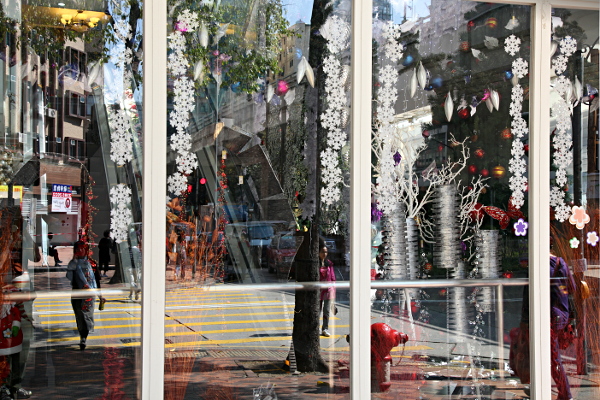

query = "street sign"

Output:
[[51, 184, 72, 212]]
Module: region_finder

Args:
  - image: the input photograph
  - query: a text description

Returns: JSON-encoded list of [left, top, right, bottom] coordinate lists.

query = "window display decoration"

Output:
[[167, 10, 199, 196], [476, 230, 501, 313], [513, 218, 529, 236], [569, 205, 590, 230], [569, 237, 580, 249], [108, 109, 133, 165], [551, 36, 578, 222], [320, 15, 350, 205], [504, 35, 528, 210], [587, 231, 599, 247], [109, 184, 133, 243]]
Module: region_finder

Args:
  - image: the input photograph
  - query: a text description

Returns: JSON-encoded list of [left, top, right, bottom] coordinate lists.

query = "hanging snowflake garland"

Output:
[[504, 37, 528, 209], [108, 109, 134, 165], [109, 184, 133, 243], [168, 10, 199, 196], [319, 16, 351, 206], [551, 36, 577, 222]]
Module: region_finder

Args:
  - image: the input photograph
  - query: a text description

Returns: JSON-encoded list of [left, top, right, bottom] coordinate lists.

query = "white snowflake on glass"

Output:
[[110, 134, 133, 165], [560, 36, 577, 57], [511, 117, 529, 138], [170, 133, 192, 153], [321, 186, 341, 205], [553, 75, 571, 96], [554, 150, 573, 168], [176, 9, 200, 32], [176, 151, 198, 175], [111, 207, 133, 243], [320, 16, 350, 54], [509, 100, 522, 118], [555, 203, 571, 222], [168, 172, 189, 196], [327, 129, 347, 150], [110, 184, 132, 205], [512, 58, 528, 79], [504, 35, 521, 56], [556, 168, 568, 187], [552, 55, 568, 75], [550, 186, 565, 207], [552, 133, 572, 151], [511, 85, 524, 102]]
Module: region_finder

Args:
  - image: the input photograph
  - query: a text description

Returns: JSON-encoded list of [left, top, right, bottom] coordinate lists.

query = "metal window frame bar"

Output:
[[142, 0, 167, 398], [137, 0, 599, 398]]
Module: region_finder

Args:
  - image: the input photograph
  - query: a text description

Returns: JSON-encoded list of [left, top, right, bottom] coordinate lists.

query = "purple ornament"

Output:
[[393, 151, 402, 166], [513, 218, 529, 236], [371, 203, 383, 222]]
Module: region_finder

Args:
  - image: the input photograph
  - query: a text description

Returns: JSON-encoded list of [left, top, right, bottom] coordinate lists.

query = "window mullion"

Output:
[[350, 0, 372, 397], [141, 0, 167, 398]]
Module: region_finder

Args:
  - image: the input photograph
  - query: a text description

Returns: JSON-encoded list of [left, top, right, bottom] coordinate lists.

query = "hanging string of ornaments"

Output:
[[504, 34, 529, 210], [167, 10, 199, 196], [550, 36, 578, 222], [319, 15, 350, 206]]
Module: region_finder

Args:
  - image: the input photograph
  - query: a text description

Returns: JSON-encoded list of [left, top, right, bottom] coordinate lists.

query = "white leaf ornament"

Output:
[[297, 56, 306, 84], [574, 77, 583, 104], [486, 98, 494, 113], [267, 84, 274, 102], [199, 22, 209, 47], [410, 68, 417, 98], [491, 90, 500, 111], [417, 62, 427, 89], [444, 93, 454, 122], [194, 61, 205, 81]]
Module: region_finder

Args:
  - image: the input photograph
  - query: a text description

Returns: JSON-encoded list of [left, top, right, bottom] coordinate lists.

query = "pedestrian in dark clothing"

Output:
[[47, 232, 62, 266], [66, 241, 97, 350], [98, 230, 112, 277]]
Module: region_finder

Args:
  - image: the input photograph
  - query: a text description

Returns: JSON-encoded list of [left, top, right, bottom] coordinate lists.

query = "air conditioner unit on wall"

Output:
[[46, 108, 57, 118]]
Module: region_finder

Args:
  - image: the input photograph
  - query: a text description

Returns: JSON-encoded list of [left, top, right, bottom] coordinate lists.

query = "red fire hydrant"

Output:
[[371, 323, 408, 392]]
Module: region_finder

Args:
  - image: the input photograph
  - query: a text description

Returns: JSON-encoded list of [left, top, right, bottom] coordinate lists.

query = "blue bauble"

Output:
[[295, 49, 303, 59], [424, 84, 434, 91], [504, 70, 514, 80], [231, 82, 241, 93], [431, 76, 443, 88], [402, 55, 414, 66]]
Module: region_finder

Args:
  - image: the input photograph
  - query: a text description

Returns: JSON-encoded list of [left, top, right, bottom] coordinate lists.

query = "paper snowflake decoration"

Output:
[[553, 75, 571, 95], [587, 231, 599, 246], [320, 16, 350, 54], [512, 58, 528, 79], [554, 204, 571, 222], [176, 9, 199, 32], [109, 184, 133, 243], [110, 133, 133, 166], [511, 117, 529, 138], [552, 55, 568, 75], [176, 151, 199, 175], [550, 186, 565, 207], [560, 36, 577, 57], [168, 172, 189, 196], [504, 35, 521, 56]]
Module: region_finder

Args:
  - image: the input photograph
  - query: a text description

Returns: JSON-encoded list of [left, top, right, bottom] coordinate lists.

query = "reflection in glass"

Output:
[[0, 0, 143, 398], [549, 8, 599, 399], [164, 0, 351, 397], [371, 1, 532, 397]]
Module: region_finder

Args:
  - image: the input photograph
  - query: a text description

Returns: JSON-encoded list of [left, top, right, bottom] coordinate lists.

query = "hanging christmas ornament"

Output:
[[458, 107, 470, 119], [402, 54, 414, 66], [275, 80, 289, 96], [491, 165, 506, 179], [470, 133, 479, 142], [422, 130, 430, 138], [194, 61, 205, 81], [485, 98, 494, 112], [474, 148, 485, 159], [485, 17, 498, 29], [431, 76, 443, 89], [266, 84, 274, 102], [444, 92, 454, 122], [424, 84, 434, 91], [501, 128, 513, 140], [573, 77, 583, 104], [491, 90, 500, 110], [523, 143, 529, 155], [468, 164, 478, 175], [459, 41, 470, 52], [484, 36, 499, 49], [480, 168, 490, 177], [417, 62, 428, 89], [467, 20, 475, 31], [482, 89, 491, 102], [393, 151, 402, 166], [199, 22, 209, 47], [504, 70, 514, 80], [505, 16, 520, 30], [410, 68, 418, 98], [438, 144, 444, 152]]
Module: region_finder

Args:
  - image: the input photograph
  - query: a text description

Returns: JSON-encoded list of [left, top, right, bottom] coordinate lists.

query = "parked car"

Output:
[[266, 232, 301, 274]]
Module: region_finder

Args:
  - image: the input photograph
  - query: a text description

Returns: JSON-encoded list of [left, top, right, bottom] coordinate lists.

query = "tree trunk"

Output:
[[290, 0, 332, 373]]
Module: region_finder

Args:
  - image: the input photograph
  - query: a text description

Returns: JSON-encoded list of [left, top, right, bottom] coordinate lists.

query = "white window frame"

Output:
[[141, 1, 600, 399]]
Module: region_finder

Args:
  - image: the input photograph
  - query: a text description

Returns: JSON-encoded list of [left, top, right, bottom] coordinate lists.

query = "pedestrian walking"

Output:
[[318, 242, 336, 337], [98, 230, 112, 277], [66, 241, 97, 350]]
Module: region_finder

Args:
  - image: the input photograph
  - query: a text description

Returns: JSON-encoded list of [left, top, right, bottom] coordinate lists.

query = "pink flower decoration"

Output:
[[587, 231, 599, 247], [569, 205, 590, 229]]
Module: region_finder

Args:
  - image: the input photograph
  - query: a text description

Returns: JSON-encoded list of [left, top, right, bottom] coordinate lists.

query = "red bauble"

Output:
[[458, 107, 470, 119], [474, 148, 485, 159], [502, 271, 514, 279], [470, 134, 479, 142], [422, 130, 430, 138], [459, 41, 470, 52], [424, 263, 433, 271], [275, 80, 289, 96], [480, 168, 489, 177], [501, 128, 513, 140], [491, 165, 506, 179], [467, 20, 475, 31], [438, 144, 444, 152], [524, 144, 529, 154], [468, 164, 478, 175], [439, 289, 447, 296]]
